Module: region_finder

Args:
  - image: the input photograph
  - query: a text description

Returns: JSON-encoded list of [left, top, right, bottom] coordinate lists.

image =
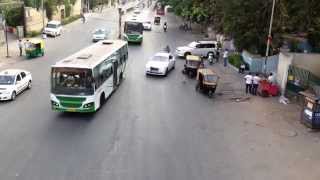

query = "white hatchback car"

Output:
[[143, 21, 152, 30], [0, 69, 32, 101], [175, 41, 218, 58], [146, 52, 175, 76], [92, 28, 108, 42], [43, 20, 62, 37]]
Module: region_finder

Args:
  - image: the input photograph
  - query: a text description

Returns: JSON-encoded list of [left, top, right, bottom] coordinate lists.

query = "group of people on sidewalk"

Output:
[[18, 39, 32, 56], [244, 72, 275, 95]]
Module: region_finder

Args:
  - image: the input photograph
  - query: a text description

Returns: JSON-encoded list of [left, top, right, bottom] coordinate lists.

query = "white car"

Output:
[[143, 21, 152, 30], [92, 28, 108, 42], [0, 69, 32, 101], [146, 52, 175, 76], [175, 41, 218, 58], [43, 20, 62, 37]]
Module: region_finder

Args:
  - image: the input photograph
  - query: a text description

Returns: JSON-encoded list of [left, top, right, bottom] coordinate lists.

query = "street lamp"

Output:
[[264, 0, 276, 74]]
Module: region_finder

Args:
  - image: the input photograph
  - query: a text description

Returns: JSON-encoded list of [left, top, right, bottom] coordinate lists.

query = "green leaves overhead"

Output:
[[161, 0, 320, 55]]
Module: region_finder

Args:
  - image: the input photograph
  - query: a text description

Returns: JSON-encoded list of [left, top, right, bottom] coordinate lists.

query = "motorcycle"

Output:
[[163, 23, 167, 32], [208, 52, 214, 65]]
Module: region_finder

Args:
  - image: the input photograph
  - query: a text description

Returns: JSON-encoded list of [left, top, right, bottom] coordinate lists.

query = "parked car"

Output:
[[133, 8, 141, 14], [92, 28, 108, 42], [43, 21, 62, 37], [146, 52, 175, 76], [175, 41, 218, 58], [0, 69, 32, 101], [143, 21, 152, 30]]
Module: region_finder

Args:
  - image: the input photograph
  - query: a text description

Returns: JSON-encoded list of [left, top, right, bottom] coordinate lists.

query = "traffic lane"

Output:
[[0, 10, 122, 179]]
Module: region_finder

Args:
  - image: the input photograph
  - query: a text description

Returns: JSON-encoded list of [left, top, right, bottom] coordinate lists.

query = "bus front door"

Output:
[[113, 61, 118, 87]]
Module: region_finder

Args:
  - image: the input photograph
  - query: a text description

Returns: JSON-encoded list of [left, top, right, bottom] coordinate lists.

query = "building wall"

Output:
[[71, 0, 81, 16], [291, 53, 320, 78], [242, 50, 279, 73], [24, 7, 48, 32]]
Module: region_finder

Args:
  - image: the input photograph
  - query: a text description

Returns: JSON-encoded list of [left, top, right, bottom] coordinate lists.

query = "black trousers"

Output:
[[19, 47, 22, 56], [246, 84, 252, 94], [252, 84, 258, 95]]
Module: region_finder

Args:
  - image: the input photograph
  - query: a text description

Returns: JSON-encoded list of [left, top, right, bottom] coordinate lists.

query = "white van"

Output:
[[44, 21, 62, 37]]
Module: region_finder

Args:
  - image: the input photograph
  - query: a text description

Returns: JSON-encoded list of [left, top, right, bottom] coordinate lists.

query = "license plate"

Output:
[[67, 108, 77, 112]]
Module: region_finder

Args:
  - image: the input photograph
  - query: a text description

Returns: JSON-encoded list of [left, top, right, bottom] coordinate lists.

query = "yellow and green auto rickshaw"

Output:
[[25, 39, 44, 59]]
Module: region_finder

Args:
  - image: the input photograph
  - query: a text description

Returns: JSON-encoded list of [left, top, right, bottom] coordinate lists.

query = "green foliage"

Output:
[[44, 0, 55, 20], [61, 14, 80, 25], [228, 54, 246, 68], [4, 7, 23, 27], [161, 0, 320, 55], [64, 0, 71, 17]]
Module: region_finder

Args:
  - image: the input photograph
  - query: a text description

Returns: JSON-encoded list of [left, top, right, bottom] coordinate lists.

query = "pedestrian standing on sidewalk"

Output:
[[223, 49, 229, 67], [18, 39, 23, 56], [252, 73, 261, 95], [244, 72, 253, 94]]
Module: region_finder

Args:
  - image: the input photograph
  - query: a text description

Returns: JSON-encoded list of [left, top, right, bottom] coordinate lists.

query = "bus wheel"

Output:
[[119, 72, 123, 82], [100, 93, 106, 108]]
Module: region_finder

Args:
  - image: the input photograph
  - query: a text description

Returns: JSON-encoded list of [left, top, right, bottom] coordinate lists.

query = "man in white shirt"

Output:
[[244, 72, 253, 94], [252, 73, 261, 95], [268, 73, 275, 84], [223, 49, 228, 67]]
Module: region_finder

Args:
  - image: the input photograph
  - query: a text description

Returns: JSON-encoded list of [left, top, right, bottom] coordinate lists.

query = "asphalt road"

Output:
[[0, 6, 319, 180]]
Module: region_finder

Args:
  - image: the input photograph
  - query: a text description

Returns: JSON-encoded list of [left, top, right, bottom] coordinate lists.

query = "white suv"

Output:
[[175, 41, 218, 58], [44, 21, 62, 37]]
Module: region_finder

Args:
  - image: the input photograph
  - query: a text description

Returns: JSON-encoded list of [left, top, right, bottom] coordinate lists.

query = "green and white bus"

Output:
[[50, 40, 128, 113], [123, 17, 144, 43]]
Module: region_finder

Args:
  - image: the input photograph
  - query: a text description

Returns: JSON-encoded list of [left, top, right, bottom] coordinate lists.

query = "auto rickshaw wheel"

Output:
[[208, 90, 214, 98], [188, 71, 193, 78]]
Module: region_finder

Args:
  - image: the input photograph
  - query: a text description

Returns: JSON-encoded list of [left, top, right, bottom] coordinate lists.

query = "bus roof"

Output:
[[52, 40, 127, 69]]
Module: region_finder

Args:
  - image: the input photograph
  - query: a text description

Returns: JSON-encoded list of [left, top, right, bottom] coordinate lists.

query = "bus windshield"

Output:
[[125, 22, 143, 34], [51, 67, 94, 96]]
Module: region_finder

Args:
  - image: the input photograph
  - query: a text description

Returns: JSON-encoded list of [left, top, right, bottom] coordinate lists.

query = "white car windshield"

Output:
[[94, 30, 105, 35], [188, 42, 198, 48], [152, 55, 168, 62], [46, 24, 57, 28], [0, 75, 15, 85]]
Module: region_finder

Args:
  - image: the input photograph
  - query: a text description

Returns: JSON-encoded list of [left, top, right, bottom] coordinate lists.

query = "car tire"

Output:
[[11, 91, 16, 101], [165, 68, 168, 76], [172, 64, 175, 70], [27, 81, 32, 89]]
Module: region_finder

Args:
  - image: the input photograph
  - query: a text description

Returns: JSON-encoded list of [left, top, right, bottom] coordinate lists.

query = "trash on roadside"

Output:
[[279, 95, 290, 105], [230, 96, 250, 102]]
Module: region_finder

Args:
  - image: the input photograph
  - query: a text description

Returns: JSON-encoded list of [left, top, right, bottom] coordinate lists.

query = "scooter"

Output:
[[208, 52, 214, 65]]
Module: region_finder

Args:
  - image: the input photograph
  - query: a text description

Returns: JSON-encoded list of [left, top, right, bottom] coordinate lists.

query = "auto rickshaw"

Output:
[[182, 55, 203, 78], [25, 39, 44, 59], [195, 68, 219, 98], [154, 16, 161, 25]]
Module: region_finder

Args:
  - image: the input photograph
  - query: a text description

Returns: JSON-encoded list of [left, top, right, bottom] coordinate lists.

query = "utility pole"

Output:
[[264, 0, 276, 74], [118, 7, 122, 39], [4, 20, 10, 58], [42, 0, 45, 29]]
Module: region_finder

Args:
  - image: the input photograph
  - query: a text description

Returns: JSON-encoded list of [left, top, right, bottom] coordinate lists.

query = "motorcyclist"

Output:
[[163, 22, 168, 32]]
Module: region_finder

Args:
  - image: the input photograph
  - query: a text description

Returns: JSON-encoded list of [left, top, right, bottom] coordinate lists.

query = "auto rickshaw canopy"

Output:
[[197, 68, 219, 85], [186, 55, 201, 61]]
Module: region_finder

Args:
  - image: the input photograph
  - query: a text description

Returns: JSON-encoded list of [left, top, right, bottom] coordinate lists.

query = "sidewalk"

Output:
[[0, 33, 24, 67]]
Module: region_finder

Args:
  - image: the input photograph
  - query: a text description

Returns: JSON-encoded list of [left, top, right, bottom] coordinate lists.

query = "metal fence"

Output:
[[242, 51, 279, 73]]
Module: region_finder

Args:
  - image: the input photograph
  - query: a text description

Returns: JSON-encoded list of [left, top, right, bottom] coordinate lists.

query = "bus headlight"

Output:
[[51, 100, 59, 106], [83, 102, 94, 108]]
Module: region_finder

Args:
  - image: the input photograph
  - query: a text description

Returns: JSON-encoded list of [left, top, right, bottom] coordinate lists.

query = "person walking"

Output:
[[163, 22, 168, 32], [244, 72, 253, 94], [223, 49, 229, 67], [239, 63, 245, 74], [252, 73, 261, 95], [18, 39, 23, 56]]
